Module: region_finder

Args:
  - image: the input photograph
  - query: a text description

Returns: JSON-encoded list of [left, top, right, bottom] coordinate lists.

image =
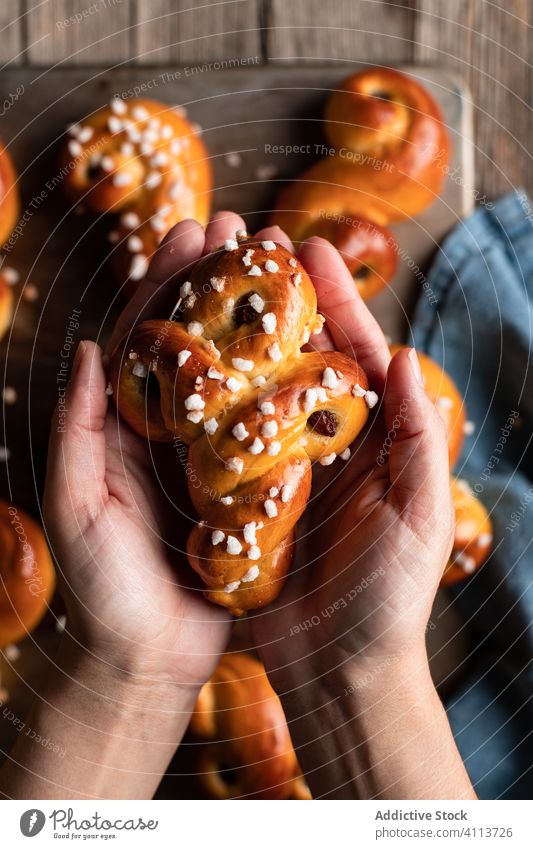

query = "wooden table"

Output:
[[2, 1, 530, 199]]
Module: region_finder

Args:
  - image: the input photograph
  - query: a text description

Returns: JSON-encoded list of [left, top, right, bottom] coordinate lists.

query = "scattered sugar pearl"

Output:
[[207, 367, 224, 380], [129, 255, 148, 281], [204, 418, 218, 435], [225, 239, 239, 251], [127, 235, 143, 253], [224, 580, 241, 593], [268, 342, 282, 362], [2, 387, 16, 405], [248, 293, 264, 313], [261, 420, 278, 438], [177, 350, 192, 367], [101, 155, 115, 172], [463, 420, 476, 435], [105, 382, 113, 396], [269, 487, 279, 498], [292, 272, 302, 286], [110, 97, 127, 115], [478, 533, 493, 547], [187, 410, 204, 424], [456, 552, 477, 574], [212, 530, 225, 546], [184, 394, 205, 411], [340, 447, 351, 461], [244, 555, 260, 570], [365, 390, 379, 409], [252, 376, 266, 387], [248, 437, 265, 455], [121, 212, 140, 228], [220, 496, 234, 506], [280, 484, 293, 503], [262, 313, 277, 334], [112, 171, 133, 187], [187, 321, 204, 336], [267, 441, 281, 456], [248, 264, 262, 277], [232, 357, 254, 372], [352, 383, 366, 398], [255, 164, 278, 180], [316, 387, 327, 403], [146, 172, 162, 189], [232, 422, 249, 441], [225, 152, 242, 168], [236, 228, 248, 239], [226, 456, 244, 474], [264, 499, 278, 518], [132, 361, 147, 378], [265, 259, 279, 274], [121, 141, 133, 157], [2, 267, 19, 285], [322, 367, 338, 389], [243, 522, 257, 545], [304, 388, 317, 414], [261, 240, 276, 251], [210, 276, 226, 292], [289, 257, 298, 268], [437, 396, 454, 410], [180, 280, 192, 298], [68, 139, 82, 157], [259, 401, 275, 415], [226, 535, 242, 555], [4, 643, 20, 662], [151, 214, 167, 233], [320, 453, 337, 466], [225, 377, 241, 393]]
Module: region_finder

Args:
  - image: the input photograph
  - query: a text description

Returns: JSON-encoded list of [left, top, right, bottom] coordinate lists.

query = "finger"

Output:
[[384, 348, 450, 511], [203, 210, 247, 254], [298, 236, 390, 392], [44, 342, 109, 532], [253, 225, 295, 253], [304, 325, 334, 352], [108, 219, 205, 352]]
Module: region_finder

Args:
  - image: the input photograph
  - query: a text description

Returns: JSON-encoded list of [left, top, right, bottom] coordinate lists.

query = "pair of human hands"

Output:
[[43, 211, 454, 702]]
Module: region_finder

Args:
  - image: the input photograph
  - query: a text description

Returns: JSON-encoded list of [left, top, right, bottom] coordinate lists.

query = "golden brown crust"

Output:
[[110, 238, 370, 613], [391, 345, 465, 468], [271, 68, 449, 298], [0, 502, 56, 647], [0, 142, 19, 247], [190, 652, 311, 799], [441, 478, 492, 586], [60, 98, 212, 295]]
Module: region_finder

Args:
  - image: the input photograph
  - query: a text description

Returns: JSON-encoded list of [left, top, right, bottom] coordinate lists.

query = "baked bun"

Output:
[[110, 236, 372, 614], [190, 652, 310, 799], [441, 478, 492, 586], [0, 502, 56, 647], [390, 345, 465, 467], [271, 68, 449, 298], [61, 98, 212, 296], [0, 141, 19, 247], [0, 267, 15, 341], [304, 216, 397, 300]]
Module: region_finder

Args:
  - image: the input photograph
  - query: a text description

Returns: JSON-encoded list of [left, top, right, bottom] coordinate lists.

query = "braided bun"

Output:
[[441, 478, 492, 586], [61, 98, 212, 295], [391, 346, 465, 468], [110, 237, 371, 614], [0, 502, 56, 647], [271, 68, 449, 298], [0, 141, 19, 247], [190, 652, 310, 799]]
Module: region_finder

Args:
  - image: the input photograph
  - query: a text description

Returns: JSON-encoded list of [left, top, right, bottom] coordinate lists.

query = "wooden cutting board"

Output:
[[0, 65, 473, 786]]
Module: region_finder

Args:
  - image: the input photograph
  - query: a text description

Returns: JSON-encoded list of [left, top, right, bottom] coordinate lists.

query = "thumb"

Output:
[[44, 341, 109, 534], [383, 348, 450, 512]]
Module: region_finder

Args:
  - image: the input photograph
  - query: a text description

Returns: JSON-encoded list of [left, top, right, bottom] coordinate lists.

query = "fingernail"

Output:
[[408, 348, 423, 385], [72, 341, 86, 378]]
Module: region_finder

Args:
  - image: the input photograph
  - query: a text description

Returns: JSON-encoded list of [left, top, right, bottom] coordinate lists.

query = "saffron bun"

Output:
[[61, 98, 212, 296], [390, 345, 465, 468], [0, 502, 56, 648], [0, 141, 19, 247], [271, 68, 449, 299], [110, 236, 371, 614], [190, 652, 311, 799], [441, 478, 492, 586]]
